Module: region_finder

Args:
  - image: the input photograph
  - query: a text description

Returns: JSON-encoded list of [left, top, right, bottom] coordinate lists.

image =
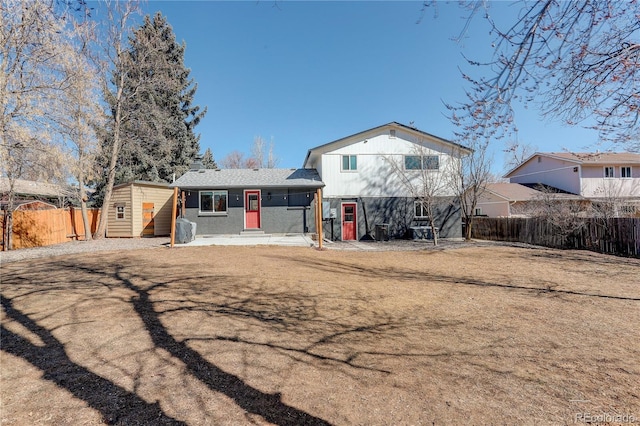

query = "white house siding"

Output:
[[508, 155, 581, 194], [319, 131, 461, 198], [580, 165, 640, 198]]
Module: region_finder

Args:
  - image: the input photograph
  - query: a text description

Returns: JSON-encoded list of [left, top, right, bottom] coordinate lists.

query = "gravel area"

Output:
[[0, 236, 525, 264], [0, 237, 171, 264]]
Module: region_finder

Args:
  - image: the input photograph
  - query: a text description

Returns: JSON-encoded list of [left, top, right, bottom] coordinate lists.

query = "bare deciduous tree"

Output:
[[222, 136, 279, 169], [440, 1, 640, 152], [1, 0, 83, 249], [92, 0, 141, 239], [452, 140, 492, 240], [251, 135, 279, 168], [385, 146, 459, 245]]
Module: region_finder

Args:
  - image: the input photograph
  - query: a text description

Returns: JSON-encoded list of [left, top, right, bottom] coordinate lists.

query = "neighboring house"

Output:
[[107, 181, 175, 238], [0, 177, 75, 209], [504, 152, 640, 216], [170, 164, 324, 235], [475, 183, 584, 217], [303, 122, 472, 240]]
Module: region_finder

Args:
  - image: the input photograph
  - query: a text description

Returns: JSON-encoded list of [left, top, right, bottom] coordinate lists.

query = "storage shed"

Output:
[[107, 181, 175, 238]]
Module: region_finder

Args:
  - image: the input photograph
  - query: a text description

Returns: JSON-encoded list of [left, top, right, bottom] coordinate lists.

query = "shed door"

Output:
[[341, 203, 357, 241], [142, 202, 154, 236]]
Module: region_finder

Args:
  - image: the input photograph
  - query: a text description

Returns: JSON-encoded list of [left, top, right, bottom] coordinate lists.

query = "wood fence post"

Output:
[[170, 187, 179, 248]]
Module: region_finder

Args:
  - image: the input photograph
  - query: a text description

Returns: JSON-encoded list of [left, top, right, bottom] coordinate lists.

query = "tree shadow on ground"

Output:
[[1, 260, 333, 425], [0, 295, 185, 425], [115, 266, 332, 426], [273, 255, 640, 302]]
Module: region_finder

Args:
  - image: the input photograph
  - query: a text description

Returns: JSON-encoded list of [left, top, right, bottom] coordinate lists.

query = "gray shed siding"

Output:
[[183, 188, 316, 235], [321, 196, 462, 241]]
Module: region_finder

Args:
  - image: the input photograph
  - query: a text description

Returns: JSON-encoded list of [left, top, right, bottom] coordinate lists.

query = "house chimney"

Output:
[[189, 154, 204, 171]]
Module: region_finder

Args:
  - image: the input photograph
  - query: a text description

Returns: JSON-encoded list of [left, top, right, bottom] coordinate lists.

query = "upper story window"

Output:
[[200, 190, 228, 215], [621, 166, 632, 178], [389, 129, 396, 138], [604, 166, 614, 178], [405, 155, 439, 170], [341, 155, 357, 171]]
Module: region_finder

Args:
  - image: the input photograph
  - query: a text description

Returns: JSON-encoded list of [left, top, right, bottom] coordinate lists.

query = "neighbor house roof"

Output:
[[484, 183, 582, 202], [170, 168, 324, 189], [504, 152, 640, 177], [303, 122, 472, 168], [0, 177, 74, 198], [546, 152, 640, 164]]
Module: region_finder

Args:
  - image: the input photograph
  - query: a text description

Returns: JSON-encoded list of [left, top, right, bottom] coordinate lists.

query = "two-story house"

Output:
[[303, 122, 471, 240], [504, 152, 640, 216], [171, 122, 471, 240]]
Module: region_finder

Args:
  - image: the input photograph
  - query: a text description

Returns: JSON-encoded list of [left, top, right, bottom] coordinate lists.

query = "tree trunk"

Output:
[[94, 76, 125, 239], [4, 181, 16, 250]]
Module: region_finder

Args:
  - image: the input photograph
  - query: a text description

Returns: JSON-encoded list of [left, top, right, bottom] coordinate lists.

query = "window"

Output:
[[620, 205, 637, 215], [341, 155, 357, 171], [116, 205, 125, 220], [389, 129, 396, 138], [604, 166, 614, 178], [621, 166, 632, 178], [414, 201, 428, 218], [199, 190, 228, 215], [404, 155, 439, 170]]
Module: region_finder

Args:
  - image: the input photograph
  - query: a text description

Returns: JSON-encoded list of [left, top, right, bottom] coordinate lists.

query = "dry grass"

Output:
[[1, 244, 639, 425]]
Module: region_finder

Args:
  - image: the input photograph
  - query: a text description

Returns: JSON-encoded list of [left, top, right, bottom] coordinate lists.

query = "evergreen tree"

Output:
[[202, 147, 218, 169], [97, 11, 206, 191]]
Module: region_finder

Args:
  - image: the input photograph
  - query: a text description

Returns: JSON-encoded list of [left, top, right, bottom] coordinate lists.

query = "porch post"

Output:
[[170, 187, 179, 248], [316, 188, 323, 250]]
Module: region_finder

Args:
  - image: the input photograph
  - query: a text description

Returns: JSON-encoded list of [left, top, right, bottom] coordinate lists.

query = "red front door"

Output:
[[245, 190, 261, 229], [341, 203, 357, 240]]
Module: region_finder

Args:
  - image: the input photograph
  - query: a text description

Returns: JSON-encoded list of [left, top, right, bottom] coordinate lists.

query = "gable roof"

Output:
[[504, 152, 640, 177], [170, 168, 324, 189], [303, 122, 471, 168]]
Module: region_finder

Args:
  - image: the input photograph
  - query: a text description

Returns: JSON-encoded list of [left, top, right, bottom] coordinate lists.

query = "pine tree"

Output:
[[202, 147, 218, 169], [97, 11, 206, 190]]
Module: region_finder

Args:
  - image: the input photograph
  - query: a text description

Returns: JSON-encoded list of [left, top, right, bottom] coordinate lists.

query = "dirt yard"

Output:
[[1, 243, 639, 425]]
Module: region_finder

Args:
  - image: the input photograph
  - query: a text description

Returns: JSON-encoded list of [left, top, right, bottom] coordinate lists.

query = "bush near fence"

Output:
[[1, 208, 100, 250], [471, 217, 640, 257]]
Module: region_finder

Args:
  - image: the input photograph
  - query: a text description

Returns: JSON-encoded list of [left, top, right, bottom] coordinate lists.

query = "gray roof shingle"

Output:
[[170, 168, 324, 189]]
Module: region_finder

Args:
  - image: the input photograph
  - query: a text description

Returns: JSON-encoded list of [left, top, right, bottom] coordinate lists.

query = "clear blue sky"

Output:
[[139, 1, 601, 174]]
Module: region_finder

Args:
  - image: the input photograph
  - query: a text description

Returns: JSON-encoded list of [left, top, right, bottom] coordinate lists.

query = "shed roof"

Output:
[[170, 168, 324, 189], [113, 180, 171, 190]]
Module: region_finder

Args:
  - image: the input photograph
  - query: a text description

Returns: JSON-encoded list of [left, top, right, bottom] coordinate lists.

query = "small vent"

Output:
[[573, 167, 578, 172]]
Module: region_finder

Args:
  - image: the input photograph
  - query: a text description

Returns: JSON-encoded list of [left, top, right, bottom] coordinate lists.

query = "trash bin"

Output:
[[375, 223, 389, 242]]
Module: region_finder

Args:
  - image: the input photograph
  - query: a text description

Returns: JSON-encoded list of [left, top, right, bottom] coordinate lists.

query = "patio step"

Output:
[[239, 229, 271, 237]]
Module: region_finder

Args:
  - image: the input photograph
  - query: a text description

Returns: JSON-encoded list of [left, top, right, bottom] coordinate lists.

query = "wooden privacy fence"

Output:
[[471, 217, 640, 257], [1, 208, 100, 250]]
